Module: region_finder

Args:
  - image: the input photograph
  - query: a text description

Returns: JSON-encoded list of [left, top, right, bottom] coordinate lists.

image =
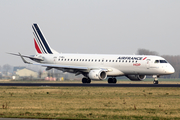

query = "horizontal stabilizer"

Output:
[[7, 52, 43, 62]]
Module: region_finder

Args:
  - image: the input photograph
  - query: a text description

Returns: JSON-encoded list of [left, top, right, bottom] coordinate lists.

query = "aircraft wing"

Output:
[[33, 63, 89, 71], [33, 63, 109, 74]]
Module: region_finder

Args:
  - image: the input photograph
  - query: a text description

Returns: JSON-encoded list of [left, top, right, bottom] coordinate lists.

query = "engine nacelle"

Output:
[[126, 75, 146, 81], [88, 69, 107, 80]]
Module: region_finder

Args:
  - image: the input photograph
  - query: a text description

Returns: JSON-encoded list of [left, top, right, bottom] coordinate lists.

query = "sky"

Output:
[[0, 0, 180, 66]]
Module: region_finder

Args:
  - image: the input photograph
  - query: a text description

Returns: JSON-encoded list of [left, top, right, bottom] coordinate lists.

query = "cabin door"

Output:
[[146, 59, 150, 69], [53, 56, 57, 64]]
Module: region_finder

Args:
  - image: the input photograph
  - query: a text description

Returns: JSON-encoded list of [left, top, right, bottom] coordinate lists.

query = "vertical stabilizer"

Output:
[[32, 24, 58, 54]]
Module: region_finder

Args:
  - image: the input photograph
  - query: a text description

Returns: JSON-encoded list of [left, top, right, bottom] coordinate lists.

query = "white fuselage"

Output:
[[36, 53, 175, 77]]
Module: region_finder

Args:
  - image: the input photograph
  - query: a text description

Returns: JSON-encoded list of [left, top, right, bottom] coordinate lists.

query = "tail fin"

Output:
[[32, 23, 58, 54]]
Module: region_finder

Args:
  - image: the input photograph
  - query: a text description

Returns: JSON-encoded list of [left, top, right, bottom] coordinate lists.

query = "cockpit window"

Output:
[[154, 60, 159, 63], [155, 60, 168, 63], [160, 60, 168, 63]]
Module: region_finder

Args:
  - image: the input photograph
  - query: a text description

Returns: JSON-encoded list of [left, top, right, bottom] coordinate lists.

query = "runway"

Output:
[[0, 83, 180, 87]]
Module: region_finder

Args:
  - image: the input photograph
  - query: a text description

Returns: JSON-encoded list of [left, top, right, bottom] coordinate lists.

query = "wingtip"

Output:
[[18, 53, 31, 64]]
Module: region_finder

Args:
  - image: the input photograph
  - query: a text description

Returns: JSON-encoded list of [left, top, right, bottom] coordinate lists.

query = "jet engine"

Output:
[[126, 75, 146, 81], [88, 69, 107, 80]]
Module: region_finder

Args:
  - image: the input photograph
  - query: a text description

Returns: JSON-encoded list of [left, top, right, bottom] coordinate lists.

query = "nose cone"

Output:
[[167, 65, 175, 74]]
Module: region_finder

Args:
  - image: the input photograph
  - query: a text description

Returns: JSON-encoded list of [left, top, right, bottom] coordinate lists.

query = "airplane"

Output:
[[9, 23, 175, 84]]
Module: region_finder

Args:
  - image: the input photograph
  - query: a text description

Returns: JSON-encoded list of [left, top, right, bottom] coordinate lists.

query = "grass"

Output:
[[0, 87, 180, 119]]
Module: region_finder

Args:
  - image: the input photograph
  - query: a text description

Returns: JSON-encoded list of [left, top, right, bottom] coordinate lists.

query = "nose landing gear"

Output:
[[153, 80, 158, 84], [153, 75, 159, 84]]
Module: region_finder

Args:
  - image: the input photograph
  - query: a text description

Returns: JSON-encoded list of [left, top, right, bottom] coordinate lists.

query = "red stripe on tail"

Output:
[[34, 39, 42, 54]]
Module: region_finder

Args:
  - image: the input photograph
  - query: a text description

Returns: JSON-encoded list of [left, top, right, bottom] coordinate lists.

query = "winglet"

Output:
[[18, 53, 32, 64]]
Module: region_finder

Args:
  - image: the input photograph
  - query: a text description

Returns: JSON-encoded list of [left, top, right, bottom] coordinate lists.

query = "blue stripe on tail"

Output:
[[33, 24, 53, 54], [32, 27, 47, 54]]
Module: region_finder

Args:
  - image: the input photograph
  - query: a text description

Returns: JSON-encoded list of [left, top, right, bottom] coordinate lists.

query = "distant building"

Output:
[[13, 66, 26, 73], [13, 68, 38, 80]]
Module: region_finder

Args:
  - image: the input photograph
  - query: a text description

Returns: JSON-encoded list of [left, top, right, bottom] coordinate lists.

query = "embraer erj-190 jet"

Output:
[[9, 24, 175, 84]]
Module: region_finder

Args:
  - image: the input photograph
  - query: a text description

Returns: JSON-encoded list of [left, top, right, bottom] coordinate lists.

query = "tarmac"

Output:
[[0, 83, 180, 87]]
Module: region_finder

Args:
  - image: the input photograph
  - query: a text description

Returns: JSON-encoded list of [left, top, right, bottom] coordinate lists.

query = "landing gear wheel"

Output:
[[153, 75, 159, 84], [108, 78, 112, 83], [153, 80, 158, 84], [82, 77, 91, 83], [82, 78, 86, 83], [86, 78, 91, 83], [108, 78, 117, 83], [112, 78, 117, 83]]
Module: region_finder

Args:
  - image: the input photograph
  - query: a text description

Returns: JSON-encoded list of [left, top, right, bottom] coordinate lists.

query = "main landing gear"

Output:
[[82, 77, 117, 84], [153, 75, 159, 84], [82, 77, 91, 83], [108, 78, 117, 83]]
